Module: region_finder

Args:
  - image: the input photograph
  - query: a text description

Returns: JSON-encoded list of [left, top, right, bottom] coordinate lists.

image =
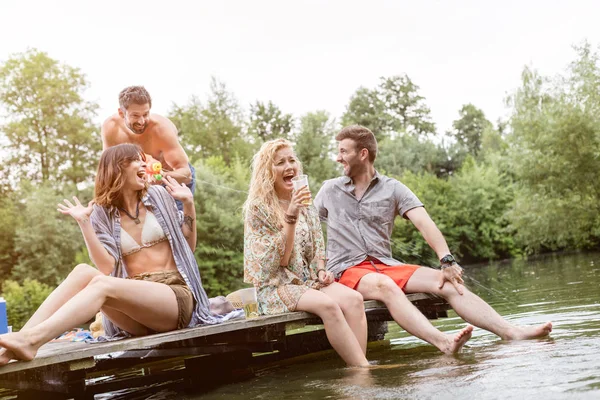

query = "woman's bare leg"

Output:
[[99, 305, 152, 337], [296, 289, 369, 367], [28, 264, 149, 335], [320, 282, 368, 354], [23, 264, 101, 329], [0, 264, 101, 364], [0, 275, 179, 364]]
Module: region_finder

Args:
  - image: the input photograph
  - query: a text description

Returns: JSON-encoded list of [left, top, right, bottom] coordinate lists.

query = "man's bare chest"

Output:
[[115, 129, 164, 160]]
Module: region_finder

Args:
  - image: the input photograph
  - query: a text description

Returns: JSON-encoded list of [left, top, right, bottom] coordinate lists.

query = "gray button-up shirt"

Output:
[[314, 171, 424, 278]]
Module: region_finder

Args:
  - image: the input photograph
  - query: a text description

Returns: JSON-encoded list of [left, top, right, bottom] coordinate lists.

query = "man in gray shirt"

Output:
[[314, 125, 552, 352]]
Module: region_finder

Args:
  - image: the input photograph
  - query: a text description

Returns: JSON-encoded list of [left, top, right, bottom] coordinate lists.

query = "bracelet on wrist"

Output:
[[284, 213, 298, 224]]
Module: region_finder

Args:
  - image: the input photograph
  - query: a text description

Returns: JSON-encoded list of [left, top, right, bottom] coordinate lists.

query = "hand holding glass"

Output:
[[292, 174, 312, 205]]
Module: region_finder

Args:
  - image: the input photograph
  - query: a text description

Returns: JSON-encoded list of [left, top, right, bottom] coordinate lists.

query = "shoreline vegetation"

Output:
[[2, 42, 600, 329]]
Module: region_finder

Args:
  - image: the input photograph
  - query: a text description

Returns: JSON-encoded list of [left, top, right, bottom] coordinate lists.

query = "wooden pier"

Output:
[[0, 294, 450, 399]]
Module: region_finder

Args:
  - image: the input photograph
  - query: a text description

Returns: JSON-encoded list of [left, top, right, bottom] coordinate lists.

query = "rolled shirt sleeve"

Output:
[[394, 180, 424, 218]]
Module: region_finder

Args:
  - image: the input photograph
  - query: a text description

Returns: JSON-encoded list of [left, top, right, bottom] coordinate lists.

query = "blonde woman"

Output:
[[243, 139, 369, 367]]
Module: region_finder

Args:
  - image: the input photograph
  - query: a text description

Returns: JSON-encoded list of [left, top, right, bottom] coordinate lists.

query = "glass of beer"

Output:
[[239, 287, 259, 319], [291, 174, 312, 205]]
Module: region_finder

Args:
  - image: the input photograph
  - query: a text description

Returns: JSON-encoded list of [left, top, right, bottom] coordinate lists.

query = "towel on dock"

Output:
[[52, 328, 95, 342]]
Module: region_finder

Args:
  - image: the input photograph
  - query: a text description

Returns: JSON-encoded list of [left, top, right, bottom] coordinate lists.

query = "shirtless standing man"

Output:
[[101, 86, 195, 209]]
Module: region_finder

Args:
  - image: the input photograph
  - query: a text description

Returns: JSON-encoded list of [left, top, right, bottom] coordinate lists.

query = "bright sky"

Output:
[[0, 0, 598, 134]]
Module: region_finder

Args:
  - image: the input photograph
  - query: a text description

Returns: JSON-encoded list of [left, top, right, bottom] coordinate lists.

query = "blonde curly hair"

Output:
[[243, 139, 303, 227]]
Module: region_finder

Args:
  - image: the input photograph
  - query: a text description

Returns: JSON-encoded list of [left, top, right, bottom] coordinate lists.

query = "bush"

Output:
[[388, 158, 517, 266], [1, 279, 54, 331], [11, 182, 86, 286]]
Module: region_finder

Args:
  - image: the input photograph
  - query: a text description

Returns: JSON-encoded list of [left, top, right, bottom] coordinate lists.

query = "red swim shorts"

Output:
[[338, 260, 420, 291]]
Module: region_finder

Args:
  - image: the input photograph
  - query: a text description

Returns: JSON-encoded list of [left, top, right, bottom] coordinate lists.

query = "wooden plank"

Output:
[[94, 342, 281, 360], [0, 294, 445, 375]]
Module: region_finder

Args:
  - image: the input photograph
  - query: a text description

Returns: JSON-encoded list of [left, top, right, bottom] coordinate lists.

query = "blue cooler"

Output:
[[0, 297, 8, 334]]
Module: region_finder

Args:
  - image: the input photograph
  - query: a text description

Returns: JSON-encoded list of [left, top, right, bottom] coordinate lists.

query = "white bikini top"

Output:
[[120, 211, 168, 257]]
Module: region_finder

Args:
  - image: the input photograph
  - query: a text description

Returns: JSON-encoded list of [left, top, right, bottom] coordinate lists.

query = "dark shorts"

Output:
[[127, 270, 195, 329], [338, 260, 420, 291]]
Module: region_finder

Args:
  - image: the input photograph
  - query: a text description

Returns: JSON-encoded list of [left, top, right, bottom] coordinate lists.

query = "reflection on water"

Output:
[[193, 252, 600, 400]]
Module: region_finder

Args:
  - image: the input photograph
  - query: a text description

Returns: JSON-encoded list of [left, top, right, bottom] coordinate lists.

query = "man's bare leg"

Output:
[[356, 273, 472, 354], [404, 267, 552, 340]]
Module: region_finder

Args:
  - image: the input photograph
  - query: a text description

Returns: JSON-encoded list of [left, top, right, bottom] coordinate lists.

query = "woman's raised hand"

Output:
[[287, 186, 311, 217], [163, 175, 193, 203], [57, 196, 93, 223]]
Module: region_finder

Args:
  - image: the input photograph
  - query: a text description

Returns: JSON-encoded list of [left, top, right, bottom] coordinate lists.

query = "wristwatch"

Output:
[[440, 254, 456, 269]]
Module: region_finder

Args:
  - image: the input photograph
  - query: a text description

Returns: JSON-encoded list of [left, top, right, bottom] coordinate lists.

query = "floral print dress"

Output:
[[244, 203, 326, 315]]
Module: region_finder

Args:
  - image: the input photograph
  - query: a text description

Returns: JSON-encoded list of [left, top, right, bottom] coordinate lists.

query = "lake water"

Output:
[[188, 252, 600, 400], [3, 252, 599, 399]]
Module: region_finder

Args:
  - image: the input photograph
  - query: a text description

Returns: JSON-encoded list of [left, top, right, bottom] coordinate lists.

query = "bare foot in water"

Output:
[[344, 366, 375, 387], [506, 322, 553, 340], [0, 332, 39, 365], [443, 325, 473, 354], [361, 362, 405, 370]]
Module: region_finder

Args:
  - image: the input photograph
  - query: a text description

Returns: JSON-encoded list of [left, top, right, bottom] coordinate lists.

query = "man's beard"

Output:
[[126, 121, 147, 134], [342, 161, 364, 178], [342, 164, 351, 176]]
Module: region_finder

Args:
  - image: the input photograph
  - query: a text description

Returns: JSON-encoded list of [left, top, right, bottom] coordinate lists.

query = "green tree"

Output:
[[377, 134, 454, 177], [450, 158, 517, 261], [379, 75, 436, 136], [294, 111, 338, 188], [507, 42, 600, 252], [248, 101, 294, 143], [11, 183, 86, 286], [193, 157, 249, 296], [0, 49, 100, 188], [342, 75, 436, 140], [341, 87, 388, 141], [389, 171, 455, 266], [0, 151, 13, 194], [169, 77, 252, 165], [388, 160, 516, 266], [0, 193, 20, 288], [450, 104, 493, 156], [169, 95, 212, 163], [479, 122, 508, 160]]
